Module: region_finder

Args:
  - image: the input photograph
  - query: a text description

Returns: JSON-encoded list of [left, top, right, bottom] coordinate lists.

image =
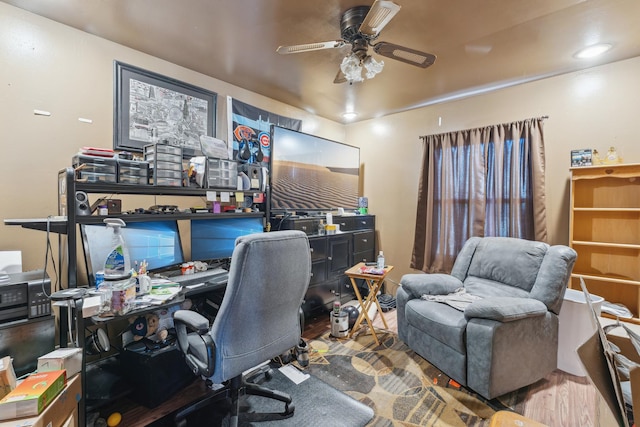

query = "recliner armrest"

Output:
[[464, 297, 547, 322], [174, 309, 209, 334], [400, 273, 463, 299]]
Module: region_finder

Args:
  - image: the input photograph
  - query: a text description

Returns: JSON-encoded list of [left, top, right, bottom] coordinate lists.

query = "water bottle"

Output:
[[333, 300, 341, 316], [377, 251, 385, 269]]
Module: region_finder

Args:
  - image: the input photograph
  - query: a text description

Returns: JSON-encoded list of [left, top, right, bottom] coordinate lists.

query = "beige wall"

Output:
[[0, 3, 344, 280], [346, 57, 640, 293], [2, 3, 640, 295]]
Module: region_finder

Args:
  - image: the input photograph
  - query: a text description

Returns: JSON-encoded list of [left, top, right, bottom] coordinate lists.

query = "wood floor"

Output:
[[302, 309, 614, 427]]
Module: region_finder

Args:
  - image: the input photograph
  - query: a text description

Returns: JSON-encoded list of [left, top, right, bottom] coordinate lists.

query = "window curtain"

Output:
[[411, 117, 547, 273]]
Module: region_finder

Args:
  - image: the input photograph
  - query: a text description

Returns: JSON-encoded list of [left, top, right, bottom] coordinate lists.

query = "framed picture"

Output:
[[114, 61, 217, 157], [571, 148, 593, 167]]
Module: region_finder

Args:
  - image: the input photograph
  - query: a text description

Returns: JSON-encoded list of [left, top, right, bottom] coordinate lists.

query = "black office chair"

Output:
[[173, 231, 311, 426]]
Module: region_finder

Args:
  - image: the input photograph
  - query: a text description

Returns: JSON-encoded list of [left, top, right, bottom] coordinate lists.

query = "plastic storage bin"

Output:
[[117, 158, 149, 185], [144, 143, 183, 186], [206, 158, 238, 189], [557, 287, 604, 376], [73, 154, 117, 183]]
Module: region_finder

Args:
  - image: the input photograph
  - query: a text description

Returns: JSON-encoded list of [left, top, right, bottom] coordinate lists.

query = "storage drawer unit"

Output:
[[73, 154, 117, 183], [276, 214, 376, 317], [206, 158, 238, 189], [335, 215, 375, 232], [353, 230, 376, 264], [117, 158, 149, 185], [144, 143, 183, 186]]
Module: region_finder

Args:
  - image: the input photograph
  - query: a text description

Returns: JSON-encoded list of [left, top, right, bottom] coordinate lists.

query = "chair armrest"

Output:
[[400, 273, 463, 299], [464, 297, 547, 322], [173, 309, 215, 377], [174, 309, 209, 334]]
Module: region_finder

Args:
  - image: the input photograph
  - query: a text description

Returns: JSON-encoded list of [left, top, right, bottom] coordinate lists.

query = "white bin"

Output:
[[557, 288, 604, 376], [330, 311, 349, 338]]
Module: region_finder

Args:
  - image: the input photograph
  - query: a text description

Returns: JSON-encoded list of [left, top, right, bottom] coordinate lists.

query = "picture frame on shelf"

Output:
[[114, 61, 217, 158], [571, 148, 593, 167]]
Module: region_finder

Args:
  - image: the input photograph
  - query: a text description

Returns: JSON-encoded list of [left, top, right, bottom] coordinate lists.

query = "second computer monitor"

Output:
[[190, 217, 264, 263]]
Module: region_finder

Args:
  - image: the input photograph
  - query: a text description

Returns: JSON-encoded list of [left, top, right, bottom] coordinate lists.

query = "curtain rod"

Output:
[[420, 115, 549, 141]]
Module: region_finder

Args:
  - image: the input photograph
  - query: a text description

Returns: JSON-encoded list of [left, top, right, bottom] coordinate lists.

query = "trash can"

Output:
[[557, 288, 604, 376], [330, 311, 349, 338]]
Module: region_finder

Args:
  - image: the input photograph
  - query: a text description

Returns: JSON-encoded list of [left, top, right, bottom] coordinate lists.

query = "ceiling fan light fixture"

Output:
[[574, 43, 612, 59], [276, 1, 436, 85], [340, 53, 365, 83], [363, 56, 384, 79]]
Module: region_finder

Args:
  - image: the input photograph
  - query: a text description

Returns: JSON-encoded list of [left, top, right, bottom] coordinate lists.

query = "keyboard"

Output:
[[170, 268, 229, 286]]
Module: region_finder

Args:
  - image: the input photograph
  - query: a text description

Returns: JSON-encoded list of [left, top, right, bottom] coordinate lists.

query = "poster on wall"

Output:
[[227, 97, 302, 169], [114, 61, 217, 157]]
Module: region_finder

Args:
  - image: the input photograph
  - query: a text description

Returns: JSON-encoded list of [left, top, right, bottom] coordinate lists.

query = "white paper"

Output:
[[221, 192, 230, 202], [279, 364, 310, 385]]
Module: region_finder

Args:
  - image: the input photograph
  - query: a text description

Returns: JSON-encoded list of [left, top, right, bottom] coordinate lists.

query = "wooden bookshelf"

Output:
[[569, 163, 640, 321]]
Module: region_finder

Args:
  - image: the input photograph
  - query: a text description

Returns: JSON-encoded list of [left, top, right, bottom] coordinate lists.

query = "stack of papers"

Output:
[[138, 279, 182, 304]]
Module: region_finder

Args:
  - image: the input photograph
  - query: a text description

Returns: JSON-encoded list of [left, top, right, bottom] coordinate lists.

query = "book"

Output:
[[0, 370, 66, 420], [0, 357, 16, 400]]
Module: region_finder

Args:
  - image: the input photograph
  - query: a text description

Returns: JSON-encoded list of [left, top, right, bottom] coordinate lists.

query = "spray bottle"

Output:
[[103, 218, 131, 279]]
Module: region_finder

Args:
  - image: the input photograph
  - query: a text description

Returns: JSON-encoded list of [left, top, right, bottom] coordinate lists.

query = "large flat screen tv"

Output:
[[270, 125, 360, 211]]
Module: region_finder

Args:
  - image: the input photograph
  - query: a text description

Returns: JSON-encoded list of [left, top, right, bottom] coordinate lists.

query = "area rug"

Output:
[[242, 366, 374, 426], [296, 330, 529, 426], [159, 365, 375, 427]]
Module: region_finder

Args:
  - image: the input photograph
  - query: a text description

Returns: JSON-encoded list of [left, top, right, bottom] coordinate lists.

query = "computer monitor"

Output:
[[81, 220, 185, 284], [190, 217, 264, 263]]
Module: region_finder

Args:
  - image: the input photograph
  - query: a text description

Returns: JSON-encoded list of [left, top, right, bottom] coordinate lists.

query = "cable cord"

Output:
[[41, 216, 59, 298], [45, 215, 74, 346]]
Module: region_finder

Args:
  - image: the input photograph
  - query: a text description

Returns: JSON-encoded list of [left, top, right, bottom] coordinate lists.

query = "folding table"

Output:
[[345, 262, 393, 345]]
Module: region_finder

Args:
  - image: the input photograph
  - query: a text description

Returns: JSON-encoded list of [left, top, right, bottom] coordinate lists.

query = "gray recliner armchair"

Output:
[[397, 236, 577, 399], [172, 230, 311, 426]]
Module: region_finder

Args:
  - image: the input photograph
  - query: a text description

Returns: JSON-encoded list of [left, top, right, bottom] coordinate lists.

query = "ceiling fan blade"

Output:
[[276, 40, 346, 54], [373, 42, 436, 68], [334, 68, 347, 84], [359, 0, 401, 37]]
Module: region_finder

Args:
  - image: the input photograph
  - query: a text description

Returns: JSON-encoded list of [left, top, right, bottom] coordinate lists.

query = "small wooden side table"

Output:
[[345, 262, 394, 345]]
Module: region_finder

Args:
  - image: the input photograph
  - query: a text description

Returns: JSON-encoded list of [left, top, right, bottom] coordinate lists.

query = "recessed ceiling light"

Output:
[[342, 112, 358, 120], [574, 43, 613, 59]]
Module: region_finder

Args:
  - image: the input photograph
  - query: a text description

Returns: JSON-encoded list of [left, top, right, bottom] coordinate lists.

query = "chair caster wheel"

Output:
[[265, 368, 273, 380], [284, 402, 295, 416]]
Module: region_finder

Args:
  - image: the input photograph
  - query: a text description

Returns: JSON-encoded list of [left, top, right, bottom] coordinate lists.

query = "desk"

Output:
[[59, 280, 227, 426], [345, 263, 393, 345]]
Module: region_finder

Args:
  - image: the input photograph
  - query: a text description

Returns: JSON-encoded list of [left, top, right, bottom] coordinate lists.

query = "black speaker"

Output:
[[239, 164, 262, 190], [75, 191, 91, 216]]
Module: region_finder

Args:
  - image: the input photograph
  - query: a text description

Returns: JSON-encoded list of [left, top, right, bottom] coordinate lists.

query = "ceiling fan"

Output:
[[276, 0, 436, 84]]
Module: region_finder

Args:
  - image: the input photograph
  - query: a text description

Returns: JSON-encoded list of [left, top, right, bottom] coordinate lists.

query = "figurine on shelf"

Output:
[[604, 146, 623, 164], [592, 149, 603, 165]]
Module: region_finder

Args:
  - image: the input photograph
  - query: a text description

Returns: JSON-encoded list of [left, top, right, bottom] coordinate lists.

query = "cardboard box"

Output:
[[0, 374, 80, 427], [37, 348, 82, 377], [0, 371, 66, 420], [0, 358, 16, 400], [577, 281, 640, 427]]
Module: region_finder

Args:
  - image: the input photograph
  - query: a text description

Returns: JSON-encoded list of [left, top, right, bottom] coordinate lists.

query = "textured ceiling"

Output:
[[3, 0, 640, 123]]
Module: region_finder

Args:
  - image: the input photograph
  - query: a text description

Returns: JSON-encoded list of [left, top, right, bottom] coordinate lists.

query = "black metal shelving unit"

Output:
[[6, 166, 267, 425]]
